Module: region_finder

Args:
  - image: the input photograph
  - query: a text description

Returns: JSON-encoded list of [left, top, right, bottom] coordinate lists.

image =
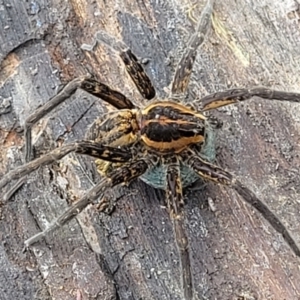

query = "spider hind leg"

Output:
[[184, 152, 300, 257], [165, 156, 193, 300], [24, 158, 150, 247]]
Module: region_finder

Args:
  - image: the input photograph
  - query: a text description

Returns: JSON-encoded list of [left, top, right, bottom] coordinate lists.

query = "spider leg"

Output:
[[0, 141, 132, 190], [183, 150, 300, 257], [84, 31, 156, 100], [25, 76, 135, 162], [81, 76, 136, 109], [165, 156, 193, 300], [171, 0, 215, 96], [2, 177, 27, 202], [24, 158, 149, 247], [200, 87, 300, 111]]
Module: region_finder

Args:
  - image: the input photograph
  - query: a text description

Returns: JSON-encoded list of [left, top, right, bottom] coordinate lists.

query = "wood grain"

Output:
[[1, 0, 300, 299]]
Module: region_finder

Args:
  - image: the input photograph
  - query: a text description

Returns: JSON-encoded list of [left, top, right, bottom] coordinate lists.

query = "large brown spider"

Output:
[[1, 0, 300, 299]]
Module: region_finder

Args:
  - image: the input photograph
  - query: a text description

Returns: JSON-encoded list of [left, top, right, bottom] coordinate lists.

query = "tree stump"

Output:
[[1, 0, 300, 299]]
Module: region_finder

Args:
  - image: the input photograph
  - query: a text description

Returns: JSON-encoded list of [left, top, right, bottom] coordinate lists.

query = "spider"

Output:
[[1, 0, 300, 299]]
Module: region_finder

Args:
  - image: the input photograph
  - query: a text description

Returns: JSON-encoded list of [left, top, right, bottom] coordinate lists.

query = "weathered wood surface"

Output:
[[1, 0, 300, 299]]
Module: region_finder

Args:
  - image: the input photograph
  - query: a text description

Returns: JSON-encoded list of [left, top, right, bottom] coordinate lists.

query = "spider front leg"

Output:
[[24, 157, 149, 247], [165, 156, 193, 300], [25, 29, 157, 162], [200, 87, 300, 111], [25, 76, 136, 162], [171, 0, 215, 96], [83, 30, 156, 100], [183, 150, 300, 257]]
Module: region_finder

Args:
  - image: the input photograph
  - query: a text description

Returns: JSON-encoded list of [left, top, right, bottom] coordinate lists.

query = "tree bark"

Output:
[[1, 0, 300, 299]]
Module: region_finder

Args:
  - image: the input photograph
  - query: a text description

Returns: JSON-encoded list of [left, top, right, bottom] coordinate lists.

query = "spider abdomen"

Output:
[[139, 101, 206, 153], [140, 162, 200, 189]]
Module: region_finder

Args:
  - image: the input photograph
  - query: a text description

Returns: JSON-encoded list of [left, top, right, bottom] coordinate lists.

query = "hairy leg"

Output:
[[24, 158, 149, 247], [183, 150, 300, 257], [200, 87, 300, 111], [82, 31, 156, 100], [165, 156, 193, 300], [25, 76, 135, 162], [171, 0, 215, 96], [0, 141, 132, 190]]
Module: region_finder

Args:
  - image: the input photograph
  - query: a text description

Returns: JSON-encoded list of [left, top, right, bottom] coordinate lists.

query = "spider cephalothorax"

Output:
[[88, 100, 207, 152], [1, 0, 300, 299], [139, 101, 206, 153]]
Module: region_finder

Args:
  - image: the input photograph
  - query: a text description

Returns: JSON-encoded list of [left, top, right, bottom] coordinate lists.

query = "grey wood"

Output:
[[1, 0, 300, 299]]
